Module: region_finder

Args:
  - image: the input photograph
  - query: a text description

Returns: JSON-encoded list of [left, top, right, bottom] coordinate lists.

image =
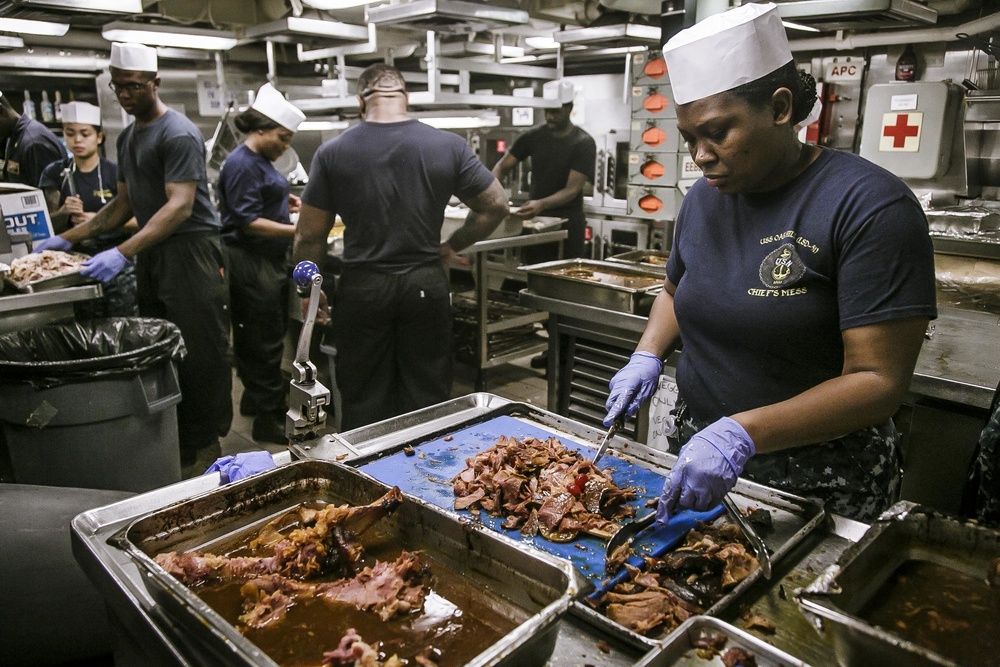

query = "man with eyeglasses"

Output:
[[37, 42, 232, 471]]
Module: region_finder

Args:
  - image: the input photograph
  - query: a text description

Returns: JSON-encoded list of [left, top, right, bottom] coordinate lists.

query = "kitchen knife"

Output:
[[592, 417, 622, 465]]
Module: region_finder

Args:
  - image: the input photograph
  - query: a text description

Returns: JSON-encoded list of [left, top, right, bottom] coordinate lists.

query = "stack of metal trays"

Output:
[[797, 501, 1000, 667], [303, 397, 826, 654], [522, 259, 664, 315], [634, 616, 811, 666], [606, 249, 671, 273], [109, 460, 578, 667]]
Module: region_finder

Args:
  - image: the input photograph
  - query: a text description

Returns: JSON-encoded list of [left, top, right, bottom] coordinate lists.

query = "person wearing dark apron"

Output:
[[217, 83, 304, 443], [38, 101, 137, 318], [602, 4, 937, 524]]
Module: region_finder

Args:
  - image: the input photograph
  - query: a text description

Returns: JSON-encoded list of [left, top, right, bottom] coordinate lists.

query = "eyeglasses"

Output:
[[108, 80, 152, 94]]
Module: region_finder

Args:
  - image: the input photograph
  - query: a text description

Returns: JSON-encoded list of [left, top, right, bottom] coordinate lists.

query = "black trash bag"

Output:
[[0, 317, 186, 389]]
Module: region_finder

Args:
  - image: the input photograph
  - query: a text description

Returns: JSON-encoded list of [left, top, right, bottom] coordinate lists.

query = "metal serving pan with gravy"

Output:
[[112, 460, 577, 667], [634, 616, 812, 666], [797, 501, 1000, 667], [522, 259, 664, 315]]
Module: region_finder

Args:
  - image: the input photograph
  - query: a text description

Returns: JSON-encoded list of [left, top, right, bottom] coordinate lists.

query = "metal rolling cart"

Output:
[[454, 228, 568, 391]]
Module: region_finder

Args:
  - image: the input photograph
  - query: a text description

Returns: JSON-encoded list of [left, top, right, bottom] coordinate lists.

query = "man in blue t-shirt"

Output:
[[36, 43, 231, 469], [492, 80, 596, 260], [0, 89, 64, 188], [294, 64, 509, 431]]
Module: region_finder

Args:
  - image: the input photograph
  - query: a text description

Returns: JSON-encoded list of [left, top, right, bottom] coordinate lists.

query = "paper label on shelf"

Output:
[[196, 75, 226, 117]]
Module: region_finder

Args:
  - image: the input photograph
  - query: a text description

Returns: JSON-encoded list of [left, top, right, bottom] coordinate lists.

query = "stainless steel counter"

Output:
[[73, 397, 859, 667], [0, 283, 102, 334], [521, 290, 1000, 412]]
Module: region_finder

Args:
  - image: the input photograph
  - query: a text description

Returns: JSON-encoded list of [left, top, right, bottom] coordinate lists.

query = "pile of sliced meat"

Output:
[[591, 521, 758, 637], [8, 250, 85, 284], [153, 487, 433, 631], [322, 628, 440, 667], [451, 435, 637, 542]]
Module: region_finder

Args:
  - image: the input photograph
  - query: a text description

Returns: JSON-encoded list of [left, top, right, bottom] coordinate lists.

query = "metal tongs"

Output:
[[605, 494, 772, 579]]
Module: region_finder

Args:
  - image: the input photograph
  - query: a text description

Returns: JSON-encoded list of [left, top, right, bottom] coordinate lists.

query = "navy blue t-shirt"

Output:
[[302, 119, 496, 274], [510, 124, 595, 217], [2, 114, 65, 187], [39, 157, 118, 213], [117, 108, 219, 234], [667, 147, 937, 423], [217, 144, 291, 261]]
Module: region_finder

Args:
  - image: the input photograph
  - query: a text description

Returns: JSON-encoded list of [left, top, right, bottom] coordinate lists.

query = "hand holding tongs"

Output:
[[604, 494, 772, 579]]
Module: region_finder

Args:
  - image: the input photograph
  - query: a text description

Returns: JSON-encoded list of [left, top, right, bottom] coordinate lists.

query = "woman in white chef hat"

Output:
[[216, 83, 306, 444], [38, 100, 138, 316], [603, 3, 937, 522]]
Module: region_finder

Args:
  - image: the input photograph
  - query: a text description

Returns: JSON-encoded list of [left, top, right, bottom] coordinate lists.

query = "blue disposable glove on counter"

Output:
[[204, 451, 276, 484], [603, 351, 663, 427], [81, 247, 131, 282], [656, 417, 755, 524], [34, 235, 72, 253]]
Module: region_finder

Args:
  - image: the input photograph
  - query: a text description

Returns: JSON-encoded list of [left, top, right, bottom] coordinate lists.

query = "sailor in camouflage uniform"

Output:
[[602, 4, 936, 525]]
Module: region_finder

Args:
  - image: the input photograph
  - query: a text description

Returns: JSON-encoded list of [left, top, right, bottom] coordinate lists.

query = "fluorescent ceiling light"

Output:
[[298, 120, 350, 131], [782, 20, 820, 32], [416, 112, 500, 129], [302, 0, 373, 8], [524, 36, 559, 50], [102, 22, 239, 51], [18, 0, 142, 12], [0, 18, 69, 36]]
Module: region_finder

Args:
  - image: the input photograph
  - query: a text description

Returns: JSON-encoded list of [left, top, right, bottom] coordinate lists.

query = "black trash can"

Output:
[[0, 318, 186, 492]]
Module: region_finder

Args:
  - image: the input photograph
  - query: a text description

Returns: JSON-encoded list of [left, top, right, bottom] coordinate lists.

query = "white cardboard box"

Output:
[[0, 183, 53, 242]]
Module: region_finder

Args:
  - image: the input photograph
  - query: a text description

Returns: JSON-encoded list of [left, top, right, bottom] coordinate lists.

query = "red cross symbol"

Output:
[[882, 114, 920, 148]]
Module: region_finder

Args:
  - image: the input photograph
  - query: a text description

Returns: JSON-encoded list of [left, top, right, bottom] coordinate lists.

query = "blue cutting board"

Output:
[[358, 414, 723, 586]]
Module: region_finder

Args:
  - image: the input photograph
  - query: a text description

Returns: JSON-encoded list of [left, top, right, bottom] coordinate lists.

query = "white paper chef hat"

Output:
[[542, 79, 576, 104], [110, 42, 158, 73], [662, 3, 791, 105], [61, 101, 102, 126], [250, 83, 306, 132]]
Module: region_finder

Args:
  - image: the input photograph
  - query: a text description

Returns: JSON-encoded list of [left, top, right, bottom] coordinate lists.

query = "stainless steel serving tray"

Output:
[[521, 259, 664, 315], [606, 249, 671, 273], [298, 396, 826, 652], [9, 251, 92, 292], [797, 501, 1000, 667], [634, 616, 812, 666], [111, 459, 578, 667]]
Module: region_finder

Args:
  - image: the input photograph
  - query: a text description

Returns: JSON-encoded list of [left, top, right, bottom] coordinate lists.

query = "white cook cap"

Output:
[[662, 3, 791, 105], [250, 83, 306, 132], [110, 42, 158, 73], [542, 79, 576, 104], [61, 101, 102, 126]]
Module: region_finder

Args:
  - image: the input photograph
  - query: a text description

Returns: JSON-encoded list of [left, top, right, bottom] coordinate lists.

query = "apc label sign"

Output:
[[824, 60, 863, 82]]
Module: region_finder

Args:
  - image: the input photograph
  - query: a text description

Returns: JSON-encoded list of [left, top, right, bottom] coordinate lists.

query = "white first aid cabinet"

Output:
[[859, 81, 962, 180]]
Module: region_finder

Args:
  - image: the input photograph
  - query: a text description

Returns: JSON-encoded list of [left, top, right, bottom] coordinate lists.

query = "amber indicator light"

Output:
[[643, 59, 667, 79], [640, 160, 665, 180], [638, 195, 663, 213], [642, 93, 670, 114], [641, 126, 666, 147]]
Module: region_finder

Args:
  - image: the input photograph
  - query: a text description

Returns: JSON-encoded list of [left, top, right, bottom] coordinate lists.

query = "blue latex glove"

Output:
[[81, 247, 131, 283], [657, 417, 755, 523], [204, 451, 276, 484], [603, 351, 663, 426], [34, 235, 72, 253]]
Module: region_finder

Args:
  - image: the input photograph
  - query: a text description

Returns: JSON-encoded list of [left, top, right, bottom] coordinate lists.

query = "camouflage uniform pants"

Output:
[[667, 400, 902, 523]]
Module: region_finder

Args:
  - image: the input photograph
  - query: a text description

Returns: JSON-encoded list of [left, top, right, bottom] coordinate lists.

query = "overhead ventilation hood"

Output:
[[366, 0, 530, 35], [773, 0, 937, 31], [553, 20, 660, 47]]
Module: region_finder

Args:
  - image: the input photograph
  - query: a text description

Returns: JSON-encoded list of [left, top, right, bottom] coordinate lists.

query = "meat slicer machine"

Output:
[[285, 260, 331, 442]]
